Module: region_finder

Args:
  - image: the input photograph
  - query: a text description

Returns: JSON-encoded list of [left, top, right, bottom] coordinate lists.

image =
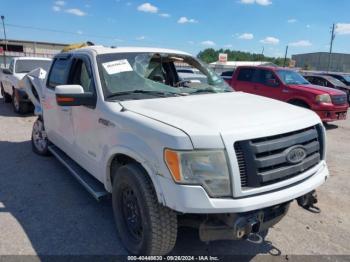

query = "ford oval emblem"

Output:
[[285, 146, 307, 164]]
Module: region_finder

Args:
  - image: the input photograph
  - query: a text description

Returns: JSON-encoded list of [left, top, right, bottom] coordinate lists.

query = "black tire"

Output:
[[112, 163, 177, 255], [31, 117, 51, 156], [12, 89, 29, 114], [1, 84, 11, 103]]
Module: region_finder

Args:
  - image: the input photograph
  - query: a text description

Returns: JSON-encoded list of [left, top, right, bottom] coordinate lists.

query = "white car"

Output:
[[1, 57, 52, 114], [27, 45, 329, 255]]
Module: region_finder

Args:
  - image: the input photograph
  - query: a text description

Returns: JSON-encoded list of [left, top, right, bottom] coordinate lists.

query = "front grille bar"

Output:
[[234, 125, 323, 189]]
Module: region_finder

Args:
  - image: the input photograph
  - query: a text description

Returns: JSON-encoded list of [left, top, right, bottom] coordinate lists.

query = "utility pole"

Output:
[[1, 15, 7, 68], [283, 45, 289, 67], [261, 46, 265, 56], [327, 23, 336, 72]]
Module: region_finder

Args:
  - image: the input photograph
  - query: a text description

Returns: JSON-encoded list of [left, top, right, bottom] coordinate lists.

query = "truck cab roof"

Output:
[[60, 45, 191, 57]]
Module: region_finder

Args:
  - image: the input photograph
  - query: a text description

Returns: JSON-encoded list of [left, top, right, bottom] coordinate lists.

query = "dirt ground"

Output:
[[0, 93, 349, 260]]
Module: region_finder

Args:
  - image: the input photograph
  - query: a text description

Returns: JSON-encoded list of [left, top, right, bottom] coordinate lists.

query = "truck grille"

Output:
[[234, 125, 324, 189], [331, 94, 347, 105]]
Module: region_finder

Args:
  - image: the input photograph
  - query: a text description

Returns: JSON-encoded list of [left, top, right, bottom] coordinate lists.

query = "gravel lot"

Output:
[[0, 93, 349, 259]]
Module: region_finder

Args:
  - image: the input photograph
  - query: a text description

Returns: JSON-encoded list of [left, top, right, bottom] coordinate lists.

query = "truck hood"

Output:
[[120, 92, 321, 148], [290, 84, 346, 95]]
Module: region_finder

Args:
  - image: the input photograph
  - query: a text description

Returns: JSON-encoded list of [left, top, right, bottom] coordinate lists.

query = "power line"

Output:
[[6, 23, 119, 41]]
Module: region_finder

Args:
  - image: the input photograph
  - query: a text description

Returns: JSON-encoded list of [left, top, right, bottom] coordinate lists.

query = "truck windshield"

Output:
[[97, 52, 231, 100], [276, 70, 310, 85], [15, 60, 52, 73], [326, 76, 347, 87]]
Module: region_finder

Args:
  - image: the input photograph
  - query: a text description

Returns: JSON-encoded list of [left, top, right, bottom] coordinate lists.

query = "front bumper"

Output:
[[313, 104, 349, 122], [159, 162, 329, 214]]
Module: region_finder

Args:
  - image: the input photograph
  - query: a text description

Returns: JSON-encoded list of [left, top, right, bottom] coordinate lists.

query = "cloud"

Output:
[[260, 36, 280, 45], [65, 8, 87, 16], [52, 6, 61, 12], [336, 23, 350, 35], [55, 0, 65, 6], [137, 3, 158, 13], [159, 13, 170, 18], [178, 17, 198, 24], [238, 33, 254, 40], [224, 44, 233, 48], [289, 40, 312, 47], [306, 24, 311, 29], [239, 0, 272, 6], [201, 40, 216, 46], [287, 18, 297, 23], [187, 41, 195, 45], [136, 36, 146, 40]]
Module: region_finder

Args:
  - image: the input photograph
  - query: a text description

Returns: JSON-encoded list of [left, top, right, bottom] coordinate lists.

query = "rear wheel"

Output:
[[31, 117, 50, 156], [12, 89, 29, 114], [112, 163, 177, 255]]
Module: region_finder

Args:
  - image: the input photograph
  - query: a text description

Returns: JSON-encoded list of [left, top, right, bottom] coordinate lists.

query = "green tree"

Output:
[[197, 48, 290, 66]]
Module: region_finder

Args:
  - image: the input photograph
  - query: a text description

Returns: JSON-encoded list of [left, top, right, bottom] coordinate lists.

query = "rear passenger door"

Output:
[[234, 67, 256, 93]]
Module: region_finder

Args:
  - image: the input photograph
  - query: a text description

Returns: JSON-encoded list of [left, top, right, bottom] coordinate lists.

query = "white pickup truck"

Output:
[[25, 45, 329, 255], [1, 57, 51, 114]]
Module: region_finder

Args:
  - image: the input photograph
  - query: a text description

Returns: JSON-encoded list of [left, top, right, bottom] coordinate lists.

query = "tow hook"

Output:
[[297, 190, 320, 213]]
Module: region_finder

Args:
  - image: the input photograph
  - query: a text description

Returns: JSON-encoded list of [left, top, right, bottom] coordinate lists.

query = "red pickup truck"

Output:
[[228, 66, 349, 122]]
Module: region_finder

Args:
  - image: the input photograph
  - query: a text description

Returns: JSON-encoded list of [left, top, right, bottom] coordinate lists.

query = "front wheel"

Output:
[[31, 118, 51, 156], [112, 163, 178, 255]]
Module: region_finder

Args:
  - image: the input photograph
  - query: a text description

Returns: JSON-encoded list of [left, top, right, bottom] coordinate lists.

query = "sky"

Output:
[[1, 0, 350, 57]]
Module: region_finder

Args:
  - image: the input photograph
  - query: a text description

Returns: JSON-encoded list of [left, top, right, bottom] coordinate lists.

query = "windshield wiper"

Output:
[[106, 90, 176, 100]]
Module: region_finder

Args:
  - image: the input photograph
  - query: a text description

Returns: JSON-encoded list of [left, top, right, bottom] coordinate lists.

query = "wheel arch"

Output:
[[104, 146, 166, 205], [287, 98, 311, 108]]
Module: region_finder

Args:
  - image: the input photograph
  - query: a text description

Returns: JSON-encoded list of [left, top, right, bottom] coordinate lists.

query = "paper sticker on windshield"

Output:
[[102, 59, 133, 75]]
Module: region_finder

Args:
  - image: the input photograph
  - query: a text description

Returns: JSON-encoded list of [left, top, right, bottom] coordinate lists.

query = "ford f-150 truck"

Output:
[[229, 66, 349, 122], [26, 46, 329, 255], [1, 57, 52, 114]]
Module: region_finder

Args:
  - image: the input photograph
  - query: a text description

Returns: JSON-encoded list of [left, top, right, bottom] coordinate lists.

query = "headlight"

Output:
[[164, 149, 231, 197], [316, 94, 332, 103]]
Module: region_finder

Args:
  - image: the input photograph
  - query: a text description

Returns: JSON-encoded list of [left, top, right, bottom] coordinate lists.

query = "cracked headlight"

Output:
[[164, 149, 231, 197]]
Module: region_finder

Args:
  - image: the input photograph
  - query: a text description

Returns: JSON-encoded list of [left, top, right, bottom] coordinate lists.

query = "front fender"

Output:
[[103, 143, 166, 205]]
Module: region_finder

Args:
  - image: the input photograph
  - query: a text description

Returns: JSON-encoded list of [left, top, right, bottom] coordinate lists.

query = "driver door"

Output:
[[252, 69, 288, 101]]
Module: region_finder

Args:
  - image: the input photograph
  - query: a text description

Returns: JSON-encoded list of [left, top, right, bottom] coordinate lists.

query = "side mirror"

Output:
[[3, 68, 12, 75], [266, 79, 279, 87], [55, 85, 96, 107]]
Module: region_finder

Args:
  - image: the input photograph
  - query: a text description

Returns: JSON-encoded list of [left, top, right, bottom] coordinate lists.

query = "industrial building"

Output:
[[0, 39, 67, 68], [292, 52, 350, 73]]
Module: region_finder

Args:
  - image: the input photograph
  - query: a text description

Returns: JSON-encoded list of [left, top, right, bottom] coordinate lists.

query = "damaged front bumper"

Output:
[[196, 202, 290, 242]]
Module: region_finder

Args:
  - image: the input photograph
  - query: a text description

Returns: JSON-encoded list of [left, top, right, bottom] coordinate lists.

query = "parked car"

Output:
[[229, 66, 349, 122], [0, 57, 52, 114], [221, 70, 235, 82], [178, 72, 207, 84], [324, 73, 350, 86], [28, 46, 329, 255], [303, 74, 350, 103]]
